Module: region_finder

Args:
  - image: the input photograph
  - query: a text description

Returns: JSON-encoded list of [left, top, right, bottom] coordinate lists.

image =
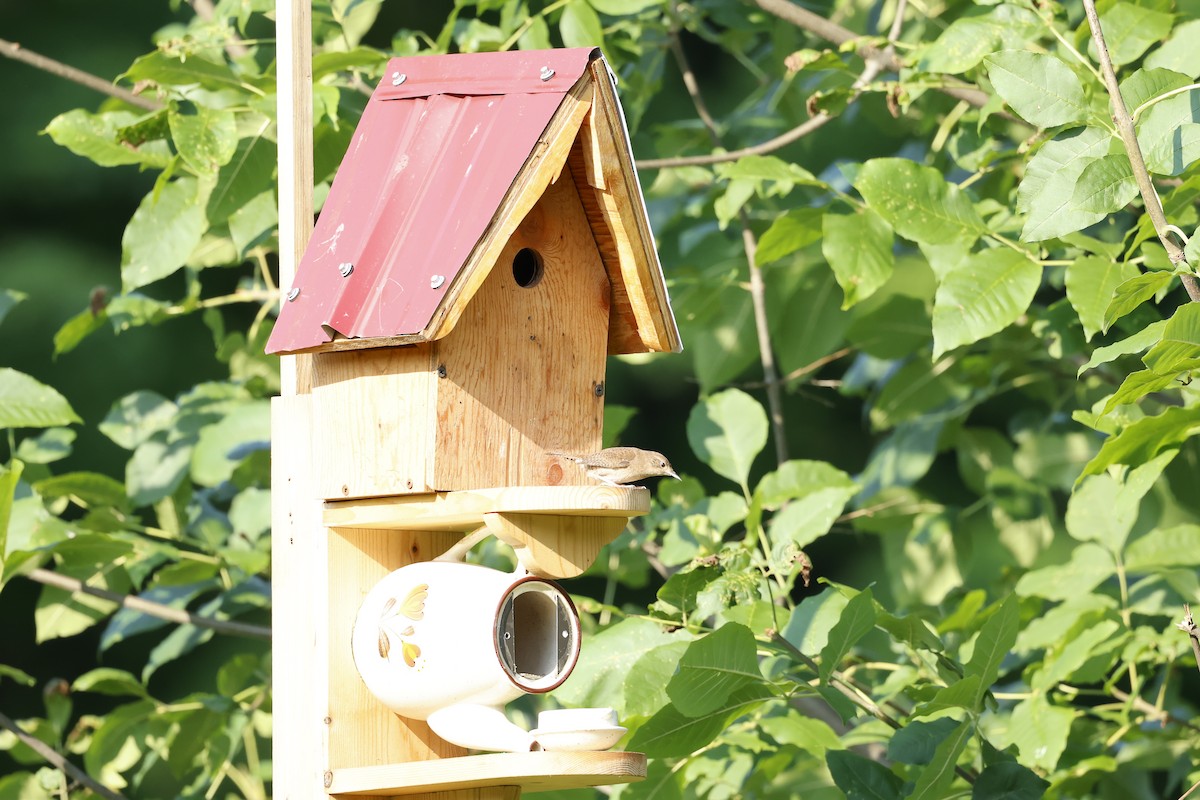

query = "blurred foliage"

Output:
[[3, 0, 1200, 797]]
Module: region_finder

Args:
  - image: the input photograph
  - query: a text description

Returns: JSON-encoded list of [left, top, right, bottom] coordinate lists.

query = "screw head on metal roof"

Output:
[[392, 72, 407, 86], [338, 262, 354, 278], [430, 274, 446, 289], [539, 66, 555, 81], [286, 287, 300, 302]]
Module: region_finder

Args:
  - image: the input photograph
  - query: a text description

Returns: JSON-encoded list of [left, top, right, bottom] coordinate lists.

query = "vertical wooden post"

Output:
[[273, 2, 319, 799], [276, 0, 313, 397]]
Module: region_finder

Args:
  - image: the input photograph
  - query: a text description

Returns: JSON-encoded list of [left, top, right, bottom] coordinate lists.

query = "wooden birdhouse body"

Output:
[[270, 46, 680, 799], [311, 174, 610, 500]]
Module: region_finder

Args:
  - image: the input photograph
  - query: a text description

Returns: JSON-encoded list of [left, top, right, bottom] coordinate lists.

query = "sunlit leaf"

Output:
[[854, 158, 985, 246], [984, 50, 1087, 127], [0, 369, 80, 429], [932, 248, 1041, 358]]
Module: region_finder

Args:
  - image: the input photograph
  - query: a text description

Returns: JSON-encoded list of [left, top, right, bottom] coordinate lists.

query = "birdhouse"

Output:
[[269, 47, 681, 800]]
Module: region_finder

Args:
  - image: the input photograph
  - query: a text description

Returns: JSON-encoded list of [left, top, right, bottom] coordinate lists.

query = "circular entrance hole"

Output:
[[512, 248, 544, 288]]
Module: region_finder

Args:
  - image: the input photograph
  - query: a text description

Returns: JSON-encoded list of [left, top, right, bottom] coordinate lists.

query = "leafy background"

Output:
[[4, 0, 1200, 798]]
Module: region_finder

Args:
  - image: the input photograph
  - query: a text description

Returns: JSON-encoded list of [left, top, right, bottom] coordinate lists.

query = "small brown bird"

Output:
[[550, 447, 680, 487]]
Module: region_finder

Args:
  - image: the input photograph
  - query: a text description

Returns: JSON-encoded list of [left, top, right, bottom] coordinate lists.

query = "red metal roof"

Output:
[[266, 47, 601, 354]]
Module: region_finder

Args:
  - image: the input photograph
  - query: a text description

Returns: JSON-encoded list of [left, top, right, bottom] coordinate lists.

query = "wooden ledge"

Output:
[[323, 485, 650, 531], [327, 750, 646, 796]]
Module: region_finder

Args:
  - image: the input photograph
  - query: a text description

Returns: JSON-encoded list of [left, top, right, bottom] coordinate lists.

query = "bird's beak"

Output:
[[667, 469, 680, 480]]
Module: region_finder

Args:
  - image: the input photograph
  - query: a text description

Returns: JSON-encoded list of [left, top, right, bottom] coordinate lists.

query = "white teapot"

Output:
[[350, 534, 621, 752]]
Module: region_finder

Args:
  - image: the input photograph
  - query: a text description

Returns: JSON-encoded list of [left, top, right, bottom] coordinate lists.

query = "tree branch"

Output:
[[666, 8, 790, 464], [1080, 0, 1200, 302], [26, 568, 271, 641], [0, 38, 160, 111], [747, 0, 993, 111], [0, 709, 128, 800]]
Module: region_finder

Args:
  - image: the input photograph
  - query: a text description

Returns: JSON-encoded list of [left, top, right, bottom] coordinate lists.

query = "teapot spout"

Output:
[[427, 703, 535, 753]]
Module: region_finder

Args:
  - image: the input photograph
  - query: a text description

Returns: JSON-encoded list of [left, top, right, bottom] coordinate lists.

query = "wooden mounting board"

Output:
[[326, 751, 647, 796], [323, 485, 650, 531]]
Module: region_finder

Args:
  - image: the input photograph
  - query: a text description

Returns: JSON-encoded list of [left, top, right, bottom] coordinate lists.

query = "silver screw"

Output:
[[286, 287, 300, 301], [539, 66, 555, 81], [392, 72, 407, 86], [430, 274, 445, 289], [338, 262, 354, 277]]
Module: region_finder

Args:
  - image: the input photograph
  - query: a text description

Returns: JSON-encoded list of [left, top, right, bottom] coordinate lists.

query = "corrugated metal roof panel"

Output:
[[266, 47, 599, 354]]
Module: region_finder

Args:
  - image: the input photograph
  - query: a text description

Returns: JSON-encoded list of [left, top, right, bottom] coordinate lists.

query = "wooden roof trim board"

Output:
[[266, 48, 681, 356]]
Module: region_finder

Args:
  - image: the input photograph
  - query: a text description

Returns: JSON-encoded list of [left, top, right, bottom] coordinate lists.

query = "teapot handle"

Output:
[[432, 526, 528, 576]]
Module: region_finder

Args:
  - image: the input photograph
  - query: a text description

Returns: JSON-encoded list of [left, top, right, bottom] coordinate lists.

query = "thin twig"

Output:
[[1175, 604, 1200, 677], [667, 7, 789, 464], [637, 115, 836, 169], [1080, 0, 1200, 301], [747, 0, 994, 111], [0, 710, 128, 800], [26, 568, 271, 641], [187, 0, 251, 59], [0, 38, 160, 111]]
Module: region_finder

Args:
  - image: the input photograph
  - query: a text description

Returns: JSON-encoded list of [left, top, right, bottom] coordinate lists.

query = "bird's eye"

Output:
[[659, 461, 666, 467]]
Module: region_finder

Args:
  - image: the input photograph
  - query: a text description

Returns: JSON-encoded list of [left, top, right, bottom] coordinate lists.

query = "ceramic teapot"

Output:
[[350, 535, 596, 752]]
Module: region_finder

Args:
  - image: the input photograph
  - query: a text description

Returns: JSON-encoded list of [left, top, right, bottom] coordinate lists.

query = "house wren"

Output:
[[550, 447, 680, 486]]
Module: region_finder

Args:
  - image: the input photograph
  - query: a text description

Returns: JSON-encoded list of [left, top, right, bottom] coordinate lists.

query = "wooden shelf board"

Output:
[[327, 750, 647, 796], [323, 485, 650, 531]]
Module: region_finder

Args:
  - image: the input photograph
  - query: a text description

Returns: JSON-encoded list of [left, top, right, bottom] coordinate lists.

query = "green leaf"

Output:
[[666, 623, 761, 716], [52, 308, 106, 356], [1119, 68, 1194, 113], [916, 5, 1041, 74], [1101, 369, 1178, 412], [972, 762, 1050, 800], [909, 720, 973, 800], [1070, 155, 1137, 214], [0, 461, 24, 566], [826, 750, 904, 800], [1008, 694, 1074, 771], [588, 0, 663, 12], [888, 718, 961, 764], [1126, 524, 1200, 570], [1102, 271, 1174, 331], [932, 249, 1042, 359], [854, 158, 985, 246], [1137, 89, 1200, 175], [1080, 405, 1200, 478], [207, 135, 279, 223], [755, 208, 823, 266], [1090, 3, 1172, 66], [168, 105, 237, 175], [560, 0, 603, 48], [686, 388, 767, 490], [127, 438, 193, 507], [782, 587, 849, 656], [1019, 127, 1113, 242], [1015, 542, 1115, 599], [1030, 619, 1121, 691], [72, 668, 149, 698], [1142, 301, 1200, 374], [963, 595, 1019, 709], [34, 472, 129, 510], [623, 640, 691, 717], [912, 675, 982, 717], [121, 177, 209, 291], [761, 461, 858, 554], [818, 588, 876, 682], [1145, 19, 1200, 76], [1078, 320, 1167, 375], [628, 683, 772, 758], [0, 369, 80, 429], [760, 714, 843, 757], [99, 391, 177, 450], [228, 190, 278, 257], [121, 51, 246, 90], [43, 109, 172, 168], [984, 50, 1087, 128], [822, 209, 894, 309], [14, 428, 75, 465], [1067, 451, 1173, 552], [654, 566, 719, 619], [1066, 256, 1140, 341], [556, 618, 684, 712]]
